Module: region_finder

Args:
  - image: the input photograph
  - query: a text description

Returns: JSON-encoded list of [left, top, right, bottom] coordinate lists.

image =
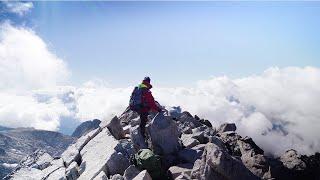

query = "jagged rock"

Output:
[[123, 165, 141, 180], [130, 125, 148, 149], [72, 119, 101, 138], [75, 127, 102, 151], [100, 116, 125, 140], [41, 158, 65, 178], [115, 139, 137, 159], [178, 148, 203, 164], [107, 152, 131, 176], [34, 152, 54, 170], [61, 144, 81, 167], [148, 113, 181, 155], [218, 123, 236, 133], [181, 134, 200, 148], [11, 168, 43, 180], [280, 149, 306, 170], [111, 174, 124, 180], [132, 170, 152, 180], [239, 136, 264, 155], [218, 131, 242, 156], [208, 136, 227, 150], [93, 171, 108, 180], [175, 173, 191, 180], [195, 143, 259, 180], [169, 163, 193, 179], [177, 112, 202, 129], [168, 106, 182, 119], [119, 107, 139, 125], [190, 159, 201, 179], [46, 167, 66, 180], [191, 131, 208, 144], [237, 138, 271, 178], [191, 126, 207, 134], [66, 161, 80, 180], [199, 119, 212, 128], [123, 125, 131, 135], [78, 128, 130, 179]]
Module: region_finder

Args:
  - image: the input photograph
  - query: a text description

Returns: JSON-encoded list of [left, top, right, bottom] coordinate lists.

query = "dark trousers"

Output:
[[139, 112, 149, 138]]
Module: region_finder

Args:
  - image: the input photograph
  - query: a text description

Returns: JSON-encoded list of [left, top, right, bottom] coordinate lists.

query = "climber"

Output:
[[129, 76, 162, 138]]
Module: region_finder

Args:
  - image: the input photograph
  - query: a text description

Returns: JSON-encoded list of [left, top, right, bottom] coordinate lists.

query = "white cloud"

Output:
[[4, 1, 33, 16], [0, 22, 319, 156], [0, 23, 69, 91], [0, 23, 70, 131], [48, 66, 319, 156]]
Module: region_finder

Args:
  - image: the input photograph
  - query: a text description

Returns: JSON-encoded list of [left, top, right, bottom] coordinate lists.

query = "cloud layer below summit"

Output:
[[0, 23, 320, 156]]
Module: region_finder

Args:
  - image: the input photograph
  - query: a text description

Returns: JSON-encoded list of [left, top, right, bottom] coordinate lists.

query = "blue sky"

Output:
[[2, 1, 320, 86]]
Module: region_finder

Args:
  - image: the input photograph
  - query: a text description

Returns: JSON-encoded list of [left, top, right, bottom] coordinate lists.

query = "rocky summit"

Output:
[[6, 107, 320, 180]]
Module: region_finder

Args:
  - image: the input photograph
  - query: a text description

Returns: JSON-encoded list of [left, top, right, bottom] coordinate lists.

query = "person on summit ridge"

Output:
[[129, 77, 162, 138]]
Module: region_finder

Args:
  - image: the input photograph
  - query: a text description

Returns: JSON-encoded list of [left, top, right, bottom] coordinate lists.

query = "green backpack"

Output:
[[133, 149, 164, 180]]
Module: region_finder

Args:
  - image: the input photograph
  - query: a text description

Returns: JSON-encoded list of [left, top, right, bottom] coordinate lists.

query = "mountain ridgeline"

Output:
[[5, 107, 320, 180], [0, 119, 102, 179]]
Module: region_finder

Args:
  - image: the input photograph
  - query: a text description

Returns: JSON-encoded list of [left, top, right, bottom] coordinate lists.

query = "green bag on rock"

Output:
[[134, 149, 165, 180]]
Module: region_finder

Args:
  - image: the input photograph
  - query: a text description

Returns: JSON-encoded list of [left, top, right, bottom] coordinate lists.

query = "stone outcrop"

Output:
[[148, 113, 181, 155], [6, 107, 320, 180]]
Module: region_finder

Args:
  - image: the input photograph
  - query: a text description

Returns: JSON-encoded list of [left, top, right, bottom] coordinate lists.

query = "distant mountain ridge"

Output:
[[71, 119, 101, 138], [0, 119, 103, 179]]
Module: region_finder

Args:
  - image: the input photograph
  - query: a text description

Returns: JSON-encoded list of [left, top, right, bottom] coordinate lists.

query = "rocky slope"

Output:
[[0, 127, 76, 179], [6, 107, 320, 180]]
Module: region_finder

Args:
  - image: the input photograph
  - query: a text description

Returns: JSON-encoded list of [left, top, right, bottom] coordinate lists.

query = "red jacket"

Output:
[[139, 82, 159, 113]]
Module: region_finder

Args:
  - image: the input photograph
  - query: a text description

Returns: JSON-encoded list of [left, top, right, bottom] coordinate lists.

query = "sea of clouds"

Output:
[[0, 22, 320, 156]]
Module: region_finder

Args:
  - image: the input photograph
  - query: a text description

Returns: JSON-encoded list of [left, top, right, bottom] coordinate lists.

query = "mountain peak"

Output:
[[6, 107, 320, 180]]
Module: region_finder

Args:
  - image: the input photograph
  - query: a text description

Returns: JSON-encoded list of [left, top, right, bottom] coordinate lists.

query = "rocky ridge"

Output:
[[6, 106, 320, 180]]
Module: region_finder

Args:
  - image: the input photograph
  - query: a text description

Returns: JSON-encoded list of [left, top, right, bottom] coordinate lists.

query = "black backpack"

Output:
[[129, 87, 144, 112]]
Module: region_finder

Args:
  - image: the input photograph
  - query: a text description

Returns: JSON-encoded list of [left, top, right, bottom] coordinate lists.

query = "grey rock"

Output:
[[119, 107, 139, 125], [41, 158, 65, 179], [178, 148, 203, 164], [10, 168, 43, 180], [132, 170, 152, 180], [130, 125, 148, 149], [46, 167, 66, 180], [100, 116, 125, 140], [197, 143, 259, 180], [123, 165, 140, 180], [218, 123, 237, 133], [169, 163, 193, 179], [61, 144, 80, 167], [0, 128, 75, 179], [148, 113, 181, 155], [78, 128, 129, 179], [190, 159, 201, 179], [280, 149, 306, 170], [168, 106, 182, 119], [181, 134, 200, 148], [74, 127, 102, 151], [191, 131, 208, 144], [238, 138, 271, 179], [65, 161, 79, 180], [111, 174, 124, 180], [93, 171, 108, 180], [177, 112, 202, 129]]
